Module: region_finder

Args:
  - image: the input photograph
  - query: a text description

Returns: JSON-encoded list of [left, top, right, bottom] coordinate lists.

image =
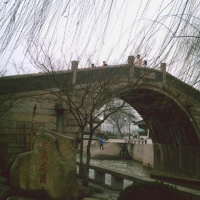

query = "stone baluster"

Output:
[[160, 63, 166, 83], [71, 60, 78, 84], [94, 170, 105, 184], [128, 56, 135, 78], [111, 175, 124, 190]]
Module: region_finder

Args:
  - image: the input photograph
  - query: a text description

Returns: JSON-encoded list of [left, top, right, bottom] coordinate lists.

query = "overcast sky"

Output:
[[0, 0, 197, 77]]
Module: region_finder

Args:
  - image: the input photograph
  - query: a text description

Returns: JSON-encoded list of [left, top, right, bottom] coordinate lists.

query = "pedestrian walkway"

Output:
[[87, 142, 127, 159]]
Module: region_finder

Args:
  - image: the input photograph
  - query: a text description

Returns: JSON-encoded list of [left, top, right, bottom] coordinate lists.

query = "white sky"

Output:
[[0, 0, 193, 75]]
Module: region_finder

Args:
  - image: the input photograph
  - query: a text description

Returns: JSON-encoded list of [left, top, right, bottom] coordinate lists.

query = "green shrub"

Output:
[[77, 185, 104, 200], [118, 181, 187, 200], [89, 185, 104, 194], [77, 186, 92, 199]]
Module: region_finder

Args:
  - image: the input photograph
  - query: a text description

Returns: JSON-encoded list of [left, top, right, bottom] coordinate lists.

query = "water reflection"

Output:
[[78, 156, 200, 190]]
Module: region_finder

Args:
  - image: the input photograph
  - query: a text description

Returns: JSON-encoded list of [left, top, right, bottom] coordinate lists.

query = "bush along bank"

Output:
[[118, 181, 189, 200]]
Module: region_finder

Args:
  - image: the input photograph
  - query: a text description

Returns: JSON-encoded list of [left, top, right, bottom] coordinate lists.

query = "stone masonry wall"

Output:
[[131, 143, 143, 162], [143, 144, 154, 167], [0, 92, 78, 166], [131, 143, 154, 167]]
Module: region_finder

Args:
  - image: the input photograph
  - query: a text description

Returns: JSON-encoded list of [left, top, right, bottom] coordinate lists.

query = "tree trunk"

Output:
[[84, 130, 93, 184], [117, 127, 123, 139], [83, 128, 94, 186], [78, 129, 88, 186]]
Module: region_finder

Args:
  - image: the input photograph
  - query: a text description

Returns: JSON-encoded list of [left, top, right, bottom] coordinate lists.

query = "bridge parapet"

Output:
[[77, 162, 200, 199], [71, 60, 78, 84], [77, 161, 153, 190], [74, 60, 167, 90]]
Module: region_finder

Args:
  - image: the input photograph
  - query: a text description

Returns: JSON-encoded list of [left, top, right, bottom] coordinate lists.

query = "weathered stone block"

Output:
[[63, 126, 79, 133], [0, 127, 8, 134], [17, 135, 26, 143], [1, 135, 17, 143], [66, 119, 78, 126], [10, 113, 33, 122], [0, 143, 8, 153], [36, 108, 56, 115], [33, 122, 45, 129], [16, 121, 32, 129], [44, 122, 56, 130], [0, 120, 16, 128], [41, 102, 56, 109], [10, 128, 80, 200], [9, 143, 24, 148], [8, 147, 24, 154], [3, 128, 26, 135], [25, 101, 42, 109], [35, 115, 56, 123]]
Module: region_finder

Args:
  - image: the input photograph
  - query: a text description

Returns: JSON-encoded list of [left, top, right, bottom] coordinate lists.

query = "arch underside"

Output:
[[121, 88, 200, 146], [121, 88, 200, 180]]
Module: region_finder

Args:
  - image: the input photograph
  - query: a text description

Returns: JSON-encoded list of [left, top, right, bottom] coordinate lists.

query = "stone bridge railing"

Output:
[[76, 162, 200, 199], [125, 139, 148, 144], [2, 55, 199, 102], [73, 57, 166, 85], [76, 161, 152, 190]]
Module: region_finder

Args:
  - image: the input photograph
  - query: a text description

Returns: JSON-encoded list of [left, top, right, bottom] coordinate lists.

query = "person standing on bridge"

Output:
[[143, 60, 147, 67], [134, 54, 142, 66], [99, 137, 104, 150], [102, 61, 107, 68], [91, 63, 95, 68]]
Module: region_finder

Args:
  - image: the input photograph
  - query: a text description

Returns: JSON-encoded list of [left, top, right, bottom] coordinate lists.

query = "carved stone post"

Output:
[[111, 175, 124, 190], [71, 61, 78, 84], [128, 56, 135, 78], [160, 63, 166, 83], [94, 170, 105, 184]]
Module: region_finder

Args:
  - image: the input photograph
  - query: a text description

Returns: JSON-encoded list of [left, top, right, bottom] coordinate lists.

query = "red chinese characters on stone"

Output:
[[41, 139, 50, 149], [40, 172, 47, 185], [41, 149, 49, 162], [39, 139, 50, 185], [39, 162, 48, 173]]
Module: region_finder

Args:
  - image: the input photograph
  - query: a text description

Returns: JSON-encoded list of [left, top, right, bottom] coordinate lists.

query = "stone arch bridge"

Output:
[[0, 56, 200, 183]]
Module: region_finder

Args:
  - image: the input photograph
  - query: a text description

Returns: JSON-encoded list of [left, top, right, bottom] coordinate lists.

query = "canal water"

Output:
[[78, 157, 200, 190], [88, 158, 152, 188]]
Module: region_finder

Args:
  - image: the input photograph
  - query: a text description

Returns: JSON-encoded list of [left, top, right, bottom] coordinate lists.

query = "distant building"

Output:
[[134, 120, 149, 140]]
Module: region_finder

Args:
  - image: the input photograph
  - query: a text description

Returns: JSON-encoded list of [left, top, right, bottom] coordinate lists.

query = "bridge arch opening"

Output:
[[98, 98, 143, 140], [119, 87, 200, 181], [120, 88, 200, 146]]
